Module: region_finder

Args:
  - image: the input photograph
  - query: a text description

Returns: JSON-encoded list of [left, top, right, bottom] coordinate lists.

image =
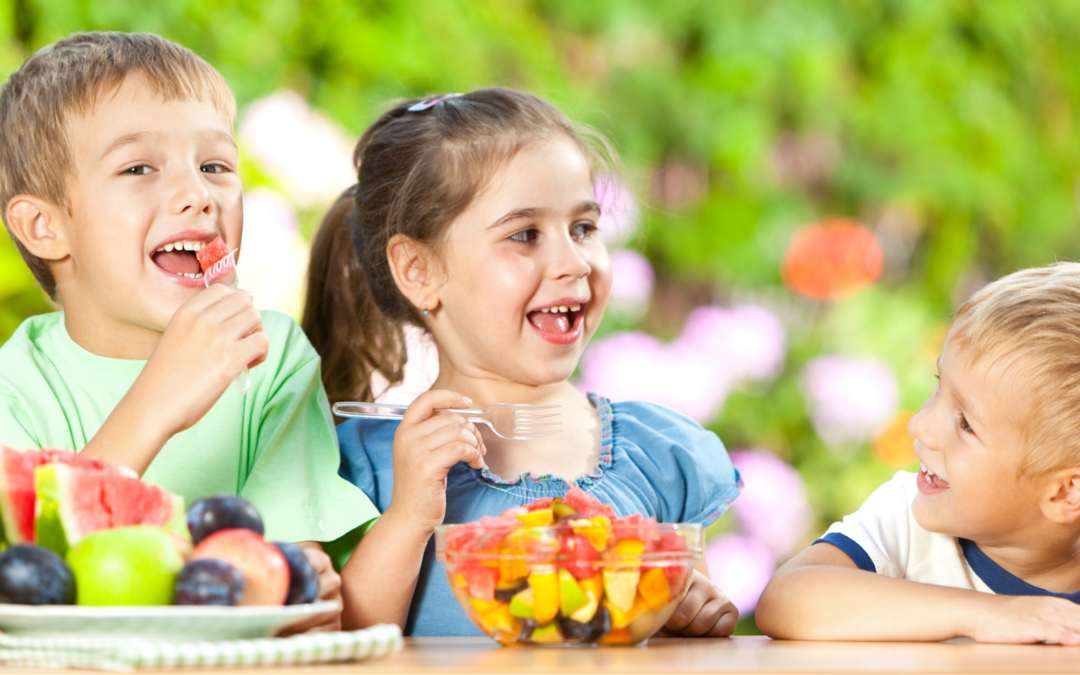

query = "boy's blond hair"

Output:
[[952, 262, 1080, 477], [0, 32, 236, 300]]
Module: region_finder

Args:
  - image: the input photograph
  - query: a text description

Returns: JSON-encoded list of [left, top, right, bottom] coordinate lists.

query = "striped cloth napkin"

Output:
[[0, 623, 402, 671]]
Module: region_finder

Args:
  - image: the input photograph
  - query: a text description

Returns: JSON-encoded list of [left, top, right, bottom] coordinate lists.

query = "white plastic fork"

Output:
[[331, 402, 561, 440]]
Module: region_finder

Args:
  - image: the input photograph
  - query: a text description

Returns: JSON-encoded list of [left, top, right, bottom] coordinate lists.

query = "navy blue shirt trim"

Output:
[[959, 538, 1080, 602], [815, 533, 876, 573]]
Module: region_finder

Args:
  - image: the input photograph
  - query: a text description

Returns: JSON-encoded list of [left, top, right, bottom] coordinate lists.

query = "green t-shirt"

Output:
[[0, 311, 378, 548]]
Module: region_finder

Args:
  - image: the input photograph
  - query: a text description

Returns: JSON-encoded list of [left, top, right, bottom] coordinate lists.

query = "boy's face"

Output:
[[57, 74, 241, 343], [907, 324, 1045, 544]]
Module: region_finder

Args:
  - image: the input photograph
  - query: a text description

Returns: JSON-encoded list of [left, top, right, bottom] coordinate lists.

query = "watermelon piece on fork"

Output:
[[196, 236, 229, 272]]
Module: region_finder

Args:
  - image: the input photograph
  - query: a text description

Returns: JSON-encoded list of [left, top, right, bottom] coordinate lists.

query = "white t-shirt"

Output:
[[818, 471, 1080, 599]]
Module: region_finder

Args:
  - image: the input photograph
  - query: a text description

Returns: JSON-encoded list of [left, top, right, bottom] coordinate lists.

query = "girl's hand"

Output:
[[664, 570, 740, 637], [385, 390, 486, 535]]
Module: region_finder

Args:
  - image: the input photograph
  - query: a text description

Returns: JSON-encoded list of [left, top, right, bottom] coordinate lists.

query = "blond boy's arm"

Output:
[[756, 543, 1080, 644]]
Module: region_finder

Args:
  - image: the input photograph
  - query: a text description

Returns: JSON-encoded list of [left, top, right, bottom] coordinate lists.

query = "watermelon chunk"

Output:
[[0, 447, 135, 547], [562, 487, 614, 520], [35, 462, 185, 558], [196, 236, 229, 272]]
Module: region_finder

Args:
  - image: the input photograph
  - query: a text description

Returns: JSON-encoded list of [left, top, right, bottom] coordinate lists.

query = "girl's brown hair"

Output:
[[302, 87, 612, 406]]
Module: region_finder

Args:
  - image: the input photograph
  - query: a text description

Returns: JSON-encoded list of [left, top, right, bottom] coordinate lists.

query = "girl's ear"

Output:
[[1041, 468, 1080, 524], [5, 195, 71, 261], [387, 233, 443, 315]]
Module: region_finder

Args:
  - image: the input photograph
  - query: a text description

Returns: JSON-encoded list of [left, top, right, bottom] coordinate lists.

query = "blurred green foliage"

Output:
[[2, 0, 1079, 632]]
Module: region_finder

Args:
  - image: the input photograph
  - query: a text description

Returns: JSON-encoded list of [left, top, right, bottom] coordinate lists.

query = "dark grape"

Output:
[[0, 545, 74, 605], [558, 607, 611, 643], [494, 581, 527, 603], [274, 542, 318, 605], [187, 496, 264, 545], [174, 559, 245, 605]]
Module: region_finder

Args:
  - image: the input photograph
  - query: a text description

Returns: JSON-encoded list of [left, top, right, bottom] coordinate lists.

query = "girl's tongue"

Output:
[[529, 310, 572, 334]]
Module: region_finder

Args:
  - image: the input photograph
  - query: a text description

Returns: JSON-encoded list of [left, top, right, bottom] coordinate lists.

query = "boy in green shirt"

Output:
[[0, 32, 378, 628]]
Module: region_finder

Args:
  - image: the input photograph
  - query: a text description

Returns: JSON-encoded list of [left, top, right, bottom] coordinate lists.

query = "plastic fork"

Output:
[[203, 249, 250, 395], [331, 402, 561, 440]]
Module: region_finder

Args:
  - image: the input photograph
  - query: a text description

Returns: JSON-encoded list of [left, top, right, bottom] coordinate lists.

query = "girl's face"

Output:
[[429, 135, 612, 386]]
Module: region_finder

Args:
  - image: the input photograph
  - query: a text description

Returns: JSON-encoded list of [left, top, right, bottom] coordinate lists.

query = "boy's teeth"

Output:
[[155, 240, 207, 253], [570, 304, 581, 311]]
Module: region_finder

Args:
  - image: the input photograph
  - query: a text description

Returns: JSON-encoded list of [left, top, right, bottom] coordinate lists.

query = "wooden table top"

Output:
[[6, 636, 1080, 673]]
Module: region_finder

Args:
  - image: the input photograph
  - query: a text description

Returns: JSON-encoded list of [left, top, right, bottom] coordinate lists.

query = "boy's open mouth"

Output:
[[151, 237, 210, 281], [917, 462, 951, 495], [527, 302, 585, 345]]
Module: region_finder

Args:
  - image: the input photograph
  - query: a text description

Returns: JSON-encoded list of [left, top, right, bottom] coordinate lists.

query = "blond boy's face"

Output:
[[907, 324, 1045, 544], [58, 74, 241, 339]]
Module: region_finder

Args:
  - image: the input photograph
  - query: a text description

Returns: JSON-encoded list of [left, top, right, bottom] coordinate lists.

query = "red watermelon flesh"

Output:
[[196, 236, 229, 272], [562, 486, 614, 519], [559, 533, 602, 580], [613, 513, 659, 546], [35, 461, 184, 557], [527, 497, 554, 512], [0, 447, 135, 546]]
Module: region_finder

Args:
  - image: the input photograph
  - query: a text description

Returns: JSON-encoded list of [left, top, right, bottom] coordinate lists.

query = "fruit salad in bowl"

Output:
[[435, 488, 702, 646]]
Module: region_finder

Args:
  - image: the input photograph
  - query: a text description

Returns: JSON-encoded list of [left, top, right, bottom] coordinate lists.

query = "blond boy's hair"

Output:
[[952, 262, 1080, 476], [0, 32, 236, 300]]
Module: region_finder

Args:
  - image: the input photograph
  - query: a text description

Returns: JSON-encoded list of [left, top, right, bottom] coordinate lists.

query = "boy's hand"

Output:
[[664, 569, 739, 637], [384, 390, 485, 536], [148, 284, 269, 434], [82, 284, 269, 476], [281, 543, 342, 635], [969, 595, 1080, 645]]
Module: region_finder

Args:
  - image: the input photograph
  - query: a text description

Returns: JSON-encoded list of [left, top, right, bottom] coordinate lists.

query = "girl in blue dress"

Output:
[[303, 88, 743, 636]]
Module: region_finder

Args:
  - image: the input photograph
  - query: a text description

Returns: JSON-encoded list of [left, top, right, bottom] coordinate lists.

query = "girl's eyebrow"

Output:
[[488, 200, 601, 229]]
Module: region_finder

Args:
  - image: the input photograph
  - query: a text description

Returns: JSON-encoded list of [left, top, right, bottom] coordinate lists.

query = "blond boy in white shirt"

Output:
[[758, 263, 1080, 644]]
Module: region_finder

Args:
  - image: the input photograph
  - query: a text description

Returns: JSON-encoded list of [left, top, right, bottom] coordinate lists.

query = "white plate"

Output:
[[0, 601, 340, 642]]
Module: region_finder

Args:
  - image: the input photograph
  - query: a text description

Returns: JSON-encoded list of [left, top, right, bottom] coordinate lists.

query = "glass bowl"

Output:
[[435, 519, 702, 646]]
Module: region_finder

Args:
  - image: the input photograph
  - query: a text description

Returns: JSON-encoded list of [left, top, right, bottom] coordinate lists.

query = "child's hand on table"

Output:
[[664, 565, 740, 637], [968, 594, 1080, 645], [82, 284, 269, 476], [384, 390, 486, 535]]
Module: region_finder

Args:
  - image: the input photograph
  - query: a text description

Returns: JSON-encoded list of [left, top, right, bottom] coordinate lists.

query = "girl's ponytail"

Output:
[[301, 187, 405, 407]]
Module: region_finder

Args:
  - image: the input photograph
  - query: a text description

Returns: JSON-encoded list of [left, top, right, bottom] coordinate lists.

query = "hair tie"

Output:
[[407, 93, 463, 112]]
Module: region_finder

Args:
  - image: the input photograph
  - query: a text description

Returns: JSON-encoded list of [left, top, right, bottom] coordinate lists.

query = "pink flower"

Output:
[[729, 450, 813, 559], [608, 249, 654, 317], [577, 332, 728, 423], [594, 176, 640, 246], [801, 355, 899, 446], [372, 325, 440, 405], [678, 305, 786, 385], [705, 534, 776, 616]]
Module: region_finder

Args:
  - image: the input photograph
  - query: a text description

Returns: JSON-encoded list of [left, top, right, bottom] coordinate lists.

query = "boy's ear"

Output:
[[1041, 468, 1080, 524], [386, 234, 444, 315], [5, 195, 70, 261]]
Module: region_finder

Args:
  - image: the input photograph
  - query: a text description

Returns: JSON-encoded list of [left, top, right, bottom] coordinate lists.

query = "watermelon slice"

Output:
[[196, 236, 229, 272], [35, 462, 185, 558], [0, 447, 135, 548], [562, 487, 614, 520]]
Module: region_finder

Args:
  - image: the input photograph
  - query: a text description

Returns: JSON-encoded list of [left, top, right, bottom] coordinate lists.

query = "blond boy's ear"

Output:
[[386, 233, 444, 316], [5, 195, 70, 261], [1041, 468, 1080, 524]]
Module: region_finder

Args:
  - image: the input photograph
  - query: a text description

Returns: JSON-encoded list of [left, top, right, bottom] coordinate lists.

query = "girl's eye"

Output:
[[959, 413, 974, 434], [571, 221, 598, 239], [509, 228, 539, 243], [201, 163, 229, 174], [123, 165, 152, 176]]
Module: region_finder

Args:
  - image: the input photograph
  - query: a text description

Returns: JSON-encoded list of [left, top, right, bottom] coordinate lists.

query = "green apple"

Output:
[[67, 526, 184, 606], [508, 587, 535, 619], [558, 568, 589, 617]]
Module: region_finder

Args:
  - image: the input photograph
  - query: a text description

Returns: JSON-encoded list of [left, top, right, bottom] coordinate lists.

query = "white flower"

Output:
[[607, 249, 654, 317], [236, 190, 309, 317], [238, 91, 356, 207]]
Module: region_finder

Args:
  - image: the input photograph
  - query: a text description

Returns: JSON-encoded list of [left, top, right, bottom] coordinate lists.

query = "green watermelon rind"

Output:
[[34, 464, 71, 558]]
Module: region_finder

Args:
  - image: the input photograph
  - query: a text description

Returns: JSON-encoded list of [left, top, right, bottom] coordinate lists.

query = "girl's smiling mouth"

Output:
[[528, 299, 586, 345]]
